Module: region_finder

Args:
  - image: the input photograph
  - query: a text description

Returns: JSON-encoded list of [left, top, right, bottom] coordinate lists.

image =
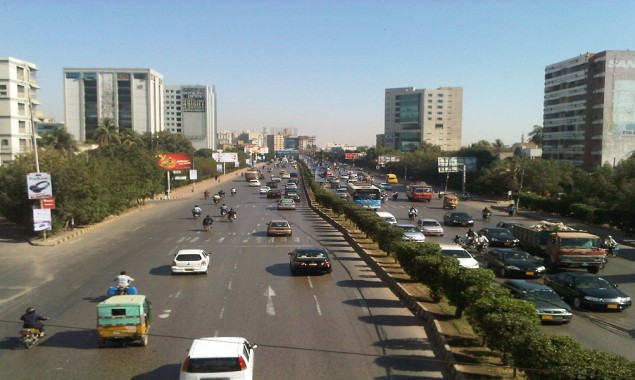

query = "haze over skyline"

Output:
[[4, 0, 635, 148]]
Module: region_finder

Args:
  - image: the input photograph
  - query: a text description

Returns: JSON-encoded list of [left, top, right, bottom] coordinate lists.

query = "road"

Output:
[[371, 180, 635, 360], [0, 172, 448, 379]]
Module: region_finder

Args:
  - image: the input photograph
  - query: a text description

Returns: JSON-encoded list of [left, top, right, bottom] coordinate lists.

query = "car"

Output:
[[248, 179, 261, 187], [289, 247, 332, 275], [266, 189, 283, 199], [379, 183, 393, 191], [282, 173, 291, 179], [266, 220, 292, 236], [438, 244, 479, 269], [504, 280, 573, 324], [496, 221, 522, 232], [270, 176, 282, 182], [287, 178, 299, 184], [285, 183, 298, 190], [394, 223, 426, 242], [277, 198, 296, 210], [416, 219, 444, 236], [483, 248, 545, 278], [443, 212, 474, 227], [544, 272, 632, 311], [259, 186, 271, 194], [179, 337, 257, 380], [376, 211, 397, 225], [289, 172, 298, 178], [284, 190, 300, 202], [171, 249, 210, 275], [266, 181, 278, 188], [335, 188, 347, 198], [478, 227, 520, 247]]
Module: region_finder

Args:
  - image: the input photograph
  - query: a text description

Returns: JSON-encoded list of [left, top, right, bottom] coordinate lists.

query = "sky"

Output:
[[3, 0, 635, 148]]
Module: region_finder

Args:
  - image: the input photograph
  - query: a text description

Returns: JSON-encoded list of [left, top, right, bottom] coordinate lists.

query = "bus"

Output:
[[386, 173, 398, 184], [346, 183, 382, 211]]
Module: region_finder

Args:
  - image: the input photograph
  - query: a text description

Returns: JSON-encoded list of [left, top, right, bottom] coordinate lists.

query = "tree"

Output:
[[92, 118, 121, 146], [38, 126, 79, 158], [528, 125, 543, 147]]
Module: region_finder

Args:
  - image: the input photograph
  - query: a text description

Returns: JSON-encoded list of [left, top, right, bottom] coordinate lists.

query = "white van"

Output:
[[375, 211, 397, 225]]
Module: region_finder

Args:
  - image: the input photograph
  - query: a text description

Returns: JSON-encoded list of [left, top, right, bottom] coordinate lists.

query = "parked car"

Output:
[[504, 279, 573, 324], [443, 212, 474, 227], [248, 179, 261, 187], [171, 249, 210, 275], [478, 227, 520, 247], [289, 247, 332, 275], [483, 248, 545, 278], [259, 186, 271, 194], [179, 337, 257, 380], [375, 211, 397, 225], [438, 244, 479, 269], [394, 224, 426, 242], [277, 198, 296, 210], [416, 219, 444, 236], [266, 189, 283, 199], [266, 220, 292, 237], [544, 272, 632, 311]]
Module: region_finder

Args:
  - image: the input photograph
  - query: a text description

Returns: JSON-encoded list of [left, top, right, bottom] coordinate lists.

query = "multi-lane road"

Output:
[[0, 171, 449, 379]]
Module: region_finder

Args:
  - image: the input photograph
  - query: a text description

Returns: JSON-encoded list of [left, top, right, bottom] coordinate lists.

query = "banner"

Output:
[[33, 208, 52, 231], [26, 172, 53, 199], [156, 153, 193, 170]]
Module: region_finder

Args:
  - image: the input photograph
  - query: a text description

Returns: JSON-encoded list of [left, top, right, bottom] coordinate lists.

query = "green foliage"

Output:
[[440, 267, 495, 318]]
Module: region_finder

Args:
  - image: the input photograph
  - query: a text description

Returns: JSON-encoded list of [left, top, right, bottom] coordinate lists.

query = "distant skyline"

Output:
[[4, 0, 635, 148]]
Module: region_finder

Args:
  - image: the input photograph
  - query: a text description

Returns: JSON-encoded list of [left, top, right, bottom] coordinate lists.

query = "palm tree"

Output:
[[528, 125, 543, 147], [39, 126, 79, 158], [93, 118, 121, 146]]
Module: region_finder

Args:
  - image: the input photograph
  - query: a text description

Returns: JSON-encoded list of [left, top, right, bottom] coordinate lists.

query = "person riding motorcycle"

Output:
[[231, 188, 237, 196], [220, 203, 229, 216], [392, 191, 399, 201], [114, 270, 134, 294], [202, 215, 214, 230], [603, 235, 619, 257], [475, 232, 489, 252], [218, 190, 226, 198], [227, 208, 237, 221], [203, 190, 210, 199], [212, 194, 221, 204], [482, 207, 491, 220], [466, 229, 477, 246], [21, 308, 48, 337], [408, 206, 418, 220], [192, 205, 202, 219]]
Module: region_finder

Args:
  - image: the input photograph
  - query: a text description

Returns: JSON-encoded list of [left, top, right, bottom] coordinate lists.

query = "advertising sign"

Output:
[[344, 152, 359, 160], [26, 172, 53, 199], [189, 169, 198, 180], [212, 152, 238, 163], [156, 153, 193, 171], [437, 157, 478, 173], [41, 197, 56, 209], [33, 208, 52, 231], [182, 87, 206, 112]]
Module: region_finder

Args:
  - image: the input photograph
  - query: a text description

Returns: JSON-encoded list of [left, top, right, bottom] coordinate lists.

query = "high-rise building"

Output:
[[543, 51, 635, 169], [383, 87, 462, 152], [0, 57, 39, 165], [63, 68, 164, 142], [165, 85, 217, 150]]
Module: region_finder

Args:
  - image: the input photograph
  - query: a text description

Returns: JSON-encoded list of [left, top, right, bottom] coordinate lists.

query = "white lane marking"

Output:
[[307, 277, 314, 288], [158, 309, 172, 319], [169, 291, 181, 298], [219, 237, 225, 243], [191, 237, 200, 242], [177, 237, 186, 243], [228, 279, 232, 290], [313, 295, 323, 316], [219, 306, 225, 319], [264, 286, 276, 316]]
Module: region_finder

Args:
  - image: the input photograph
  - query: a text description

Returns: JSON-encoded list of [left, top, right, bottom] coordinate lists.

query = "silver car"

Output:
[[416, 219, 444, 236], [395, 224, 426, 242]]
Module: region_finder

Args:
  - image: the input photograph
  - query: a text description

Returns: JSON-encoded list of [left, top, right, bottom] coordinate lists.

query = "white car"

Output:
[[281, 173, 291, 179], [171, 249, 209, 275], [416, 219, 444, 236], [248, 179, 261, 187], [439, 244, 480, 269], [259, 186, 271, 194], [376, 211, 397, 225], [335, 188, 347, 198], [179, 337, 257, 380], [395, 224, 426, 242]]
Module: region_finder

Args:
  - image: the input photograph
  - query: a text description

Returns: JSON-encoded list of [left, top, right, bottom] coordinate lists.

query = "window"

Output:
[[19, 121, 26, 132], [18, 103, 26, 116], [16, 66, 25, 80], [0, 84, 6, 96], [1, 139, 8, 146]]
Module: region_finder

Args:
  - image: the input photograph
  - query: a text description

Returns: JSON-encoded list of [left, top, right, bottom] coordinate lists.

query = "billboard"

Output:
[[437, 157, 477, 173], [156, 153, 193, 171], [213, 152, 238, 163], [26, 172, 53, 200], [378, 156, 400, 165], [344, 152, 359, 160], [182, 87, 206, 112], [33, 208, 52, 231]]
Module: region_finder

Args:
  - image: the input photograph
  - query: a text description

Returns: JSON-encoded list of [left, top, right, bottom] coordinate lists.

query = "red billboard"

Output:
[[344, 152, 359, 160], [156, 153, 193, 171]]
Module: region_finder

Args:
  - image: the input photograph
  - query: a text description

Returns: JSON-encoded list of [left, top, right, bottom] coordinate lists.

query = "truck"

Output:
[[244, 170, 260, 181], [512, 221, 606, 274], [406, 183, 433, 202]]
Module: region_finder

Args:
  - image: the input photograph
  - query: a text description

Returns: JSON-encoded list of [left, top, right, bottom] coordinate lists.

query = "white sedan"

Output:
[[248, 179, 261, 187], [259, 186, 271, 194]]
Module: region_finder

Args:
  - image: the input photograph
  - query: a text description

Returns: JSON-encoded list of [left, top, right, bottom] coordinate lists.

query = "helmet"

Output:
[[608, 235, 612, 239], [194, 205, 199, 208], [26, 308, 35, 314], [120, 270, 126, 275]]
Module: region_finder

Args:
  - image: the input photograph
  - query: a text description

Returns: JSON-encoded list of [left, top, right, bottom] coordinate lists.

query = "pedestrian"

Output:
[[215, 175, 219, 182]]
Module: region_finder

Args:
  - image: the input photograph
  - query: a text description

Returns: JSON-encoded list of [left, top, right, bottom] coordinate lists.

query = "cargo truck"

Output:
[[406, 183, 433, 202], [244, 170, 260, 181], [512, 221, 606, 274]]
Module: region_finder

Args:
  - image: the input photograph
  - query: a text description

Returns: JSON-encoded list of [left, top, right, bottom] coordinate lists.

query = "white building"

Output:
[[0, 56, 39, 165], [63, 68, 164, 142], [165, 85, 217, 150]]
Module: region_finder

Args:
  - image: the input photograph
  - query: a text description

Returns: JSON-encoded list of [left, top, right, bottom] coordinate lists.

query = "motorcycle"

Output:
[[213, 195, 220, 204], [228, 213, 236, 223], [408, 211, 417, 221], [203, 223, 212, 232], [392, 192, 399, 201], [602, 243, 619, 257], [381, 194, 388, 203], [20, 327, 44, 349], [231, 189, 237, 197], [107, 285, 138, 296], [220, 208, 228, 216], [453, 235, 467, 248], [192, 211, 201, 220], [476, 241, 489, 253], [482, 211, 491, 222], [203, 191, 210, 200]]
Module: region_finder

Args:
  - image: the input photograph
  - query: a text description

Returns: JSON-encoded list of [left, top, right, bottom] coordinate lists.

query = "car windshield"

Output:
[[188, 357, 242, 373], [561, 238, 601, 249], [524, 289, 561, 302], [574, 277, 611, 289], [270, 222, 289, 228], [491, 229, 513, 237], [295, 251, 326, 259], [421, 221, 439, 227], [399, 226, 418, 233], [503, 251, 532, 261], [441, 249, 471, 259]]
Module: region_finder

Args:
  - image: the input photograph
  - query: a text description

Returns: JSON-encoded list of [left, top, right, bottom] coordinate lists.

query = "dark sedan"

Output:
[[479, 227, 520, 247], [504, 280, 573, 324], [266, 189, 283, 198], [289, 247, 332, 275], [484, 248, 545, 278], [544, 272, 631, 311], [443, 212, 474, 227]]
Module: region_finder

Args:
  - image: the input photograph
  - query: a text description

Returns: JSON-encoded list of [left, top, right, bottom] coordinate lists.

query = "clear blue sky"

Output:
[[4, 0, 635, 148]]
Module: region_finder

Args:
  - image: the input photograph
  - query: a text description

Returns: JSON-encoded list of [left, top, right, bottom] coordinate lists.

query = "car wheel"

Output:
[[573, 297, 583, 310]]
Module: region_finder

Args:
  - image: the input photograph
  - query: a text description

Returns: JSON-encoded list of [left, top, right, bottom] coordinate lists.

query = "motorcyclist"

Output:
[[408, 206, 418, 219], [203, 190, 210, 199], [453, 235, 464, 245], [202, 215, 214, 230], [507, 203, 517, 216], [466, 229, 476, 246], [192, 205, 202, 218], [231, 188, 237, 196], [392, 191, 399, 200], [475, 232, 489, 251], [220, 203, 229, 216], [21, 308, 48, 336], [213, 194, 220, 204], [114, 271, 134, 294], [218, 190, 226, 198], [482, 207, 491, 219], [227, 208, 237, 221], [603, 235, 619, 257]]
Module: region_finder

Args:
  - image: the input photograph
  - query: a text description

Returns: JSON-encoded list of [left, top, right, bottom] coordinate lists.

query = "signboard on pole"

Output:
[[189, 170, 198, 180], [156, 153, 193, 171], [33, 208, 52, 231], [437, 157, 478, 173], [41, 197, 56, 209], [26, 172, 53, 199]]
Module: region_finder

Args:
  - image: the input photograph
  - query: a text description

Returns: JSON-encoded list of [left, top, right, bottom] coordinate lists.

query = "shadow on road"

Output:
[[131, 364, 181, 379]]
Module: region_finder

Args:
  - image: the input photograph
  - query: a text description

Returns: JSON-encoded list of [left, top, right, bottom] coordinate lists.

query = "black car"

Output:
[[266, 189, 283, 198], [289, 247, 332, 275], [478, 227, 520, 247], [443, 212, 474, 227], [496, 221, 522, 231], [544, 272, 632, 311], [484, 248, 545, 278], [504, 280, 573, 324]]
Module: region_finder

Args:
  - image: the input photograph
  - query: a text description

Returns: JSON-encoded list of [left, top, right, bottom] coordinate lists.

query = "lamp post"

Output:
[[516, 157, 526, 212]]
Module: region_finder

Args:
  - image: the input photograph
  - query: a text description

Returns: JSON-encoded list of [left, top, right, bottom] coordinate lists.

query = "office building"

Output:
[[63, 68, 164, 142], [165, 85, 217, 150], [383, 87, 463, 152], [0, 57, 39, 165], [543, 51, 635, 169]]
